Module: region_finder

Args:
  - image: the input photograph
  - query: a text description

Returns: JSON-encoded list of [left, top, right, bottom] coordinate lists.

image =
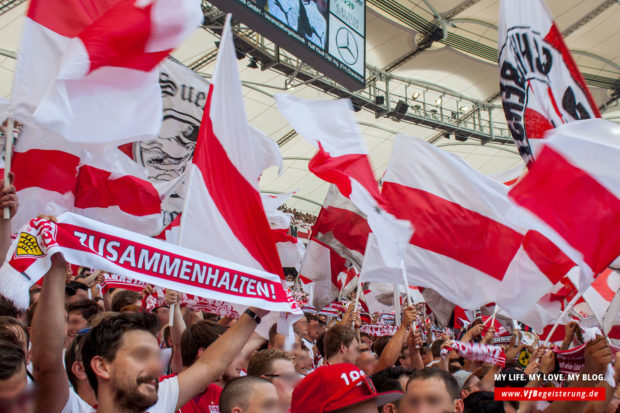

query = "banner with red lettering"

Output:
[[441, 341, 507, 367], [0, 213, 301, 316], [360, 324, 399, 337]]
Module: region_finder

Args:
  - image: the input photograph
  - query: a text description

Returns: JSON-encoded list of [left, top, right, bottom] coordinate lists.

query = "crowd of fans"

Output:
[[278, 205, 316, 234], [0, 173, 618, 413]]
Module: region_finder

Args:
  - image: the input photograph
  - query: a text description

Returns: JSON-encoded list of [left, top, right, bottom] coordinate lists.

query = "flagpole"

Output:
[[400, 260, 417, 335], [393, 284, 401, 326], [3, 118, 13, 219], [544, 292, 583, 345]]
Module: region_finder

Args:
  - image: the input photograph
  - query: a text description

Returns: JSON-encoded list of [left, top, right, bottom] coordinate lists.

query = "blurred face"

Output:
[[356, 351, 377, 376], [460, 375, 480, 399], [104, 330, 162, 411], [399, 377, 463, 413], [68, 311, 88, 338], [0, 365, 32, 413], [342, 339, 360, 365], [294, 350, 313, 376], [244, 382, 282, 413], [294, 317, 308, 338], [267, 359, 300, 410], [421, 350, 433, 366], [308, 320, 325, 341], [153, 307, 170, 329]]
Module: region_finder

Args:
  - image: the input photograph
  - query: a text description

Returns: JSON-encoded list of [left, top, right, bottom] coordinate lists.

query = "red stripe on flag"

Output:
[[309, 144, 381, 200], [13, 149, 79, 193], [195, 85, 283, 277], [544, 24, 601, 118], [79, 1, 167, 73], [312, 206, 370, 255], [382, 181, 522, 281], [271, 228, 297, 244], [522, 230, 575, 285], [74, 165, 160, 216], [510, 146, 620, 273], [27, 0, 120, 38]]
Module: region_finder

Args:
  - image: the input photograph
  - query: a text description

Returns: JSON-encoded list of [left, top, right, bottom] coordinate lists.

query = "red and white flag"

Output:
[[299, 185, 370, 308], [12, 0, 201, 144], [361, 135, 577, 319], [498, 0, 600, 163], [581, 269, 620, 335], [177, 15, 283, 278], [261, 192, 305, 270], [6, 125, 163, 235], [509, 119, 620, 282], [274, 94, 413, 268]]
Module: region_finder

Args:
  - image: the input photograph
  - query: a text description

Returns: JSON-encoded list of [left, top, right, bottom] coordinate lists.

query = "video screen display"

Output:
[[210, 0, 366, 91]]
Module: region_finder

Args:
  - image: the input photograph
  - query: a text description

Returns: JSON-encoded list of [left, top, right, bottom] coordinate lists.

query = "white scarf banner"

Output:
[[441, 341, 507, 367], [0, 213, 301, 316]]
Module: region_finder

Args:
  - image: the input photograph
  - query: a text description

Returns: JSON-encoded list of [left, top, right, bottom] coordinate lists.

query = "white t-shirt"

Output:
[[61, 376, 179, 413]]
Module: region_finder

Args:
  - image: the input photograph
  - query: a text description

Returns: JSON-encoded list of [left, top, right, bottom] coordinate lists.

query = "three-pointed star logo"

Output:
[[335, 27, 358, 65]]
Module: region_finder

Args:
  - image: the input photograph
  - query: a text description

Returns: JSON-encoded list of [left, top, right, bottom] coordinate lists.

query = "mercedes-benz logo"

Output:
[[335, 27, 358, 65]]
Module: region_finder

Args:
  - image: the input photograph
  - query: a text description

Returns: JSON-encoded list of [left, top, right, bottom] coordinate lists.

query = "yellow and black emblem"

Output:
[[15, 232, 44, 257]]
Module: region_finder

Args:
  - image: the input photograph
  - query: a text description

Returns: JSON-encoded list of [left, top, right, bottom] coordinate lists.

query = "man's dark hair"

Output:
[[0, 338, 25, 380], [219, 376, 272, 413], [66, 281, 89, 295], [373, 336, 391, 357], [0, 316, 30, 350], [316, 332, 325, 358], [406, 368, 460, 401], [65, 334, 86, 390], [81, 312, 158, 394], [67, 299, 101, 323], [110, 290, 142, 312], [430, 338, 447, 358], [180, 320, 228, 367], [371, 366, 411, 394], [463, 391, 506, 412], [305, 313, 320, 324], [323, 324, 357, 359], [0, 295, 21, 318]]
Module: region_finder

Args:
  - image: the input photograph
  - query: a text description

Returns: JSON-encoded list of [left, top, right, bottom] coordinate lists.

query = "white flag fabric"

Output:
[[509, 119, 620, 287], [5, 125, 163, 236], [498, 0, 600, 163], [299, 185, 370, 308], [274, 94, 413, 268], [178, 15, 284, 278], [582, 269, 620, 335], [361, 135, 579, 319], [12, 0, 201, 144]]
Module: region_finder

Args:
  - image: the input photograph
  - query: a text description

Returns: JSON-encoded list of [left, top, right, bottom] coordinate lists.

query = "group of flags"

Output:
[[0, 0, 618, 336]]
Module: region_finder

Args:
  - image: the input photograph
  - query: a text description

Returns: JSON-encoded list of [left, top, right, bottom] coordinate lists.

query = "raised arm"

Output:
[[175, 307, 267, 410], [0, 172, 18, 263], [31, 253, 71, 413], [165, 290, 186, 374], [374, 306, 416, 373]]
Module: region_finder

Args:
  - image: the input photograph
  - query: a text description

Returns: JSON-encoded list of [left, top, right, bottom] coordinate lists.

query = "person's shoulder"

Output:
[[61, 388, 92, 413]]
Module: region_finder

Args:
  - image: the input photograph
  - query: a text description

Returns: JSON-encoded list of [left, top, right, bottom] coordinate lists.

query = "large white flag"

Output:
[[498, 0, 600, 163], [275, 95, 412, 269], [12, 0, 201, 144], [178, 15, 284, 278], [361, 135, 579, 319]]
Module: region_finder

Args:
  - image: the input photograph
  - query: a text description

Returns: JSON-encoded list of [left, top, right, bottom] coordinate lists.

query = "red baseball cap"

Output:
[[291, 363, 402, 413]]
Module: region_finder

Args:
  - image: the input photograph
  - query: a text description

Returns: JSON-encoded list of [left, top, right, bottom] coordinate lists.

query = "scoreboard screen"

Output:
[[210, 0, 366, 91]]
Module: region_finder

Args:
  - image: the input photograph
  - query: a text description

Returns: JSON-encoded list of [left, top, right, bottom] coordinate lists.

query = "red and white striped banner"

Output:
[[359, 324, 399, 337], [0, 213, 301, 316], [442, 341, 507, 367]]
